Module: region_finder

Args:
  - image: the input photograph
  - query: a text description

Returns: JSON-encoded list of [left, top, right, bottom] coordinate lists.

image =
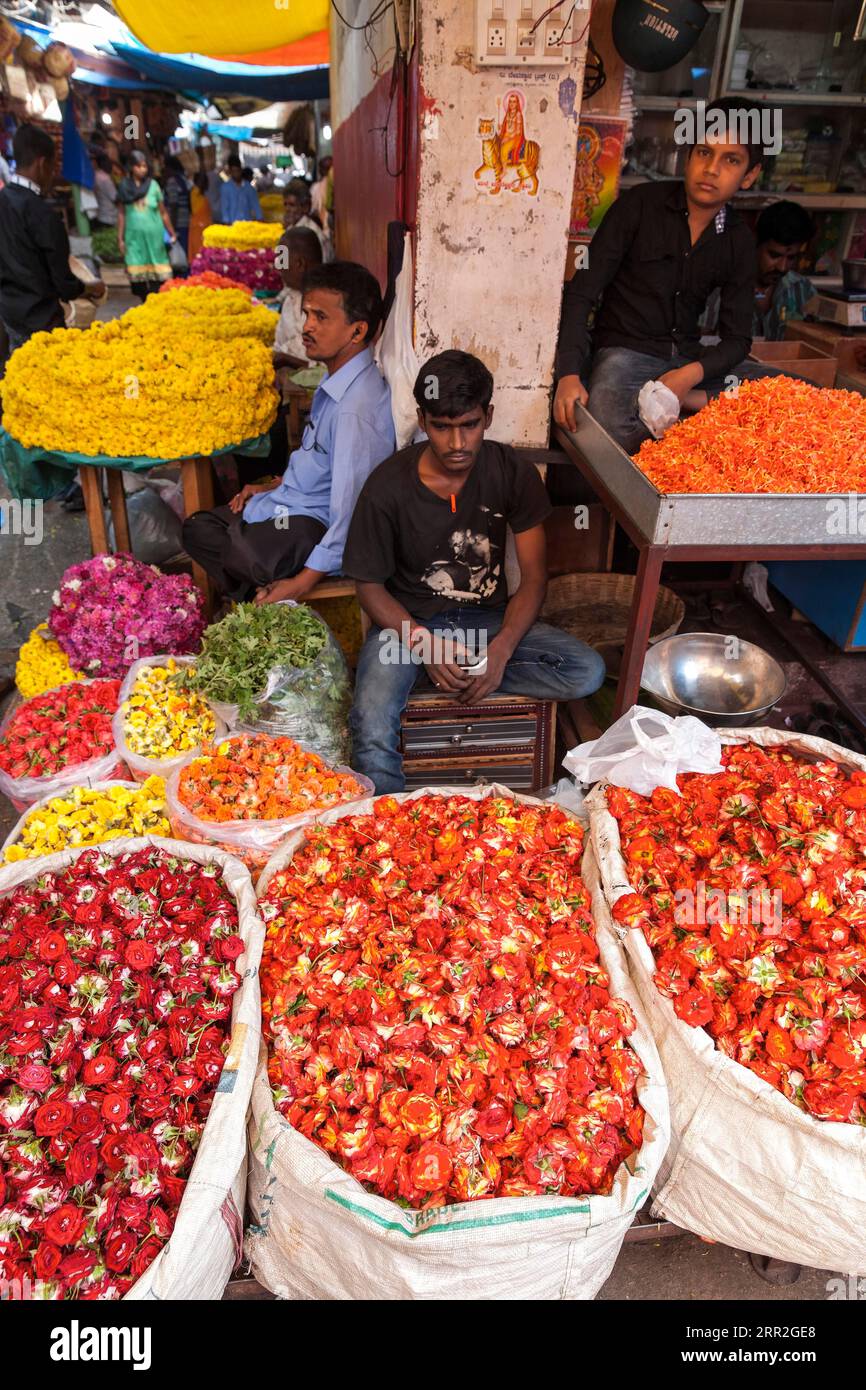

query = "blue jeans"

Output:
[[348, 605, 606, 793], [587, 346, 784, 454]]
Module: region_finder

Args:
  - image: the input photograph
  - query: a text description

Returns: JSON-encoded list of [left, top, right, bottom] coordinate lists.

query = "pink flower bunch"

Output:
[[190, 247, 281, 294], [48, 555, 206, 679]]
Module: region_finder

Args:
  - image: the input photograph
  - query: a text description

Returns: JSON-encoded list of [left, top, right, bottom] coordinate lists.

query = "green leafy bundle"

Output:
[[189, 603, 329, 721]]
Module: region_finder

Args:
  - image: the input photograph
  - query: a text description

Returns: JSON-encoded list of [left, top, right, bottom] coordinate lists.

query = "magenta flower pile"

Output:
[[190, 247, 281, 295], [48, 556, 206, 680]]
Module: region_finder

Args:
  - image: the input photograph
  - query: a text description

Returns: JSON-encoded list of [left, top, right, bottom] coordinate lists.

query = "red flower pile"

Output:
[[260, 795, 645, 1207], [0, 681, 120, 782], [0, 846, 244, 1298], [608, 743, 866, 1124]]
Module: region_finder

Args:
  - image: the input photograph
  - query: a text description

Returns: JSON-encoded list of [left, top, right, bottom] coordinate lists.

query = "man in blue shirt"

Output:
[[220, 155, 262, 224], [182, 261, 396, 605]]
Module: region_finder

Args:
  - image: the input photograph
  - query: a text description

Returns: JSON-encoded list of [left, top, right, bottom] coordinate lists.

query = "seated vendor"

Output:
[[705, 200, 816, 343], [553, 99, 781, 455], [182, 261, 396, 605], [273, 226, 323, 369], [343, 350, 606, 793]]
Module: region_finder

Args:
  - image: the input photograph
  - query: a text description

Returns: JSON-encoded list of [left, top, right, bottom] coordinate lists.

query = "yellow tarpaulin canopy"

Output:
[[112, 0, 329, 58]]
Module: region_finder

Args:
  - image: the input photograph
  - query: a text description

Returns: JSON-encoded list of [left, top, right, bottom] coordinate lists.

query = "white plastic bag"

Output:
[[0, 835, 265, 1300], [247, 786, 670, 1301], [164, 735, 373, 880], [637, 380, 680, 439], [374, 231, 421, 449], [588, 727, 866, 1274], [112, 655, 227, 784], [0, 679, 126, 813], [564, 704, 723, 796]]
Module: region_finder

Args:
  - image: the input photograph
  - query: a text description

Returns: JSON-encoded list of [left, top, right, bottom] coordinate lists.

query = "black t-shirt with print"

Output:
[[343, 440, 552, 620]]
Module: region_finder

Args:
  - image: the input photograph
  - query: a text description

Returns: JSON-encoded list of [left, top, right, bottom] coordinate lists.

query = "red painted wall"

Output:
[[332, 51, 419, 289]]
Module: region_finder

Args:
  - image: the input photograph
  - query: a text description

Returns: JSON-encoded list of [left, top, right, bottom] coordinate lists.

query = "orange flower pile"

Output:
[[160, 270, 251, 295], [633, 376, 866, 494], [176, 734, 365, 823]]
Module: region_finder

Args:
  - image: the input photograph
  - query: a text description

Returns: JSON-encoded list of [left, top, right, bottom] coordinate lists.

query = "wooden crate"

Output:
[[400, 692, 556, 793]]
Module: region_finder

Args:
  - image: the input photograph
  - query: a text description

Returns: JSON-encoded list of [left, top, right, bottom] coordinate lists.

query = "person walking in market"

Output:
[[182, 260, 395, 604], [220, 154, 262, 225], [553, 99, 784, 454], [188, 171, 212, 263], [343, 350, 606, 794], [163, 155, 192, 261], [0, 123, 105, 358], [116, 151, 177, 301]]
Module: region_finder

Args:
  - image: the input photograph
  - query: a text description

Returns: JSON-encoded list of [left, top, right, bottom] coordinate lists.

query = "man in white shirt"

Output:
[[273, 226, 323, 369]]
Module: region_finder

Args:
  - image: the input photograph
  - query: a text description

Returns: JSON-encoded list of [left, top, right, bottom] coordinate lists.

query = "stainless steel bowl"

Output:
[[843, 259, 866, 293], [640, 632, 787, 727]]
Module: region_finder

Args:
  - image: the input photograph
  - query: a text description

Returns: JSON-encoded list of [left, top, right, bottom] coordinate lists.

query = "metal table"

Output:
[[555, 408, 866, 718]]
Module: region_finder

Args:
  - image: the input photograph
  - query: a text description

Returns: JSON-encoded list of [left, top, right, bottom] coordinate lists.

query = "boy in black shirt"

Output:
[[553, 100, 779, 454], [343, 350, 605, 792]]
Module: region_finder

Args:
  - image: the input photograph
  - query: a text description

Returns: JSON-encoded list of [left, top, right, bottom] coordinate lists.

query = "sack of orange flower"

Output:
[[0, 834, 265, 1300], [245, 786, 669, 1301], [587, 727, 866, 1275], [164, 732, 373, 880]]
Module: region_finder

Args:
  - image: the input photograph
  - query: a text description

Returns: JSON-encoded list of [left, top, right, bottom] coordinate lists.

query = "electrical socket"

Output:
[[545, 17, 566, 47], [517, 22, 536, 52], [487, 20, 507, 51]]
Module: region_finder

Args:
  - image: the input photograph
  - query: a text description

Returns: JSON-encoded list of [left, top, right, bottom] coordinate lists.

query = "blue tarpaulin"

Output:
[[103, 41, 329, 101], [60, 97, 94, 189]]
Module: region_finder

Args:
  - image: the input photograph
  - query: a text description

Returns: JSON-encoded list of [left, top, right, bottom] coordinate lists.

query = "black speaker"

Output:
[[612, 0, 708, 72]]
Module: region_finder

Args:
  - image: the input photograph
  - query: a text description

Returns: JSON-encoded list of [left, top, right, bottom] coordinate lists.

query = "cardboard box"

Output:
[[749, 339, 837, 387], [784, 321, 866, 375]]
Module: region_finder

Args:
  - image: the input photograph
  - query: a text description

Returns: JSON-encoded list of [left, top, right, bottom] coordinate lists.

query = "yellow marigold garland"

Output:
[[124, 286, 277, 344], [203, 221, 283, 251]]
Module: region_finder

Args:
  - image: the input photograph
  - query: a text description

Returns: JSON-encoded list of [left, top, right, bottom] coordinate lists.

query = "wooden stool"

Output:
[[400, 692, 556, 793]]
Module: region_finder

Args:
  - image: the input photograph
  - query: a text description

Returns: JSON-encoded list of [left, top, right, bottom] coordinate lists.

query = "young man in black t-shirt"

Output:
[[343, 350, 606, 793]]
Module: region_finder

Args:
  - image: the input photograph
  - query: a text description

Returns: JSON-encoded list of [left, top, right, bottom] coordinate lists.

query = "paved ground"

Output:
[[599, 1233, 837, 1301]]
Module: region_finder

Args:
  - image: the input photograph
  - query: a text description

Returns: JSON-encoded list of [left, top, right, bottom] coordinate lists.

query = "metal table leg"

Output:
[[613, 545, 665, 717]]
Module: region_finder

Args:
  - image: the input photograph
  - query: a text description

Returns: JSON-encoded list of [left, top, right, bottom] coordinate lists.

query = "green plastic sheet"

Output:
[[0, 427, 271, 501]]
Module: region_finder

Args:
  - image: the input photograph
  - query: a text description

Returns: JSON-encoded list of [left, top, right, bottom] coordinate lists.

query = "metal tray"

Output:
[[564, 406, 866, 549]]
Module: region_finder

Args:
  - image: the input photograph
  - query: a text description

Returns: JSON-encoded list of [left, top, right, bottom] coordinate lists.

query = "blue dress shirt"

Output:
[[220, 180, 262, 224], [243, 347, 396, 575]]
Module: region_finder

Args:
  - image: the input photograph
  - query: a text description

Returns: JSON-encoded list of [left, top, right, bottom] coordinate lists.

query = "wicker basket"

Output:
[[540, 572, 685, 653]]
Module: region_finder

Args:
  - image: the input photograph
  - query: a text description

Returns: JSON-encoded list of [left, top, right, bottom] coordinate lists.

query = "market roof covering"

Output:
[[102, 41, 330, 100], [111, 0, 329, 57]]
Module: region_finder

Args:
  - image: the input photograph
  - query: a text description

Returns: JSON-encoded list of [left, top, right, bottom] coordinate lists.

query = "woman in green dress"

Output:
[[116, 151, 177, 300]]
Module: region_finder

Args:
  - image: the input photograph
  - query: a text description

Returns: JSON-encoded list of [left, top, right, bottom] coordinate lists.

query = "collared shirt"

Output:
[[220, 179, 262, 224], [243, 346, 396, 574], [0, 181, 84, 335], [556, 180, 757, 383], [755, 270, 815, 340], [9, 174, 41, 196]]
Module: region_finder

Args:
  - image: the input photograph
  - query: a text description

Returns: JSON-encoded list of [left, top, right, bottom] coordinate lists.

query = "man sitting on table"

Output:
[[182, 261, 395, 605], [553, 99, 782, 455], [343, 350, 606, 794]]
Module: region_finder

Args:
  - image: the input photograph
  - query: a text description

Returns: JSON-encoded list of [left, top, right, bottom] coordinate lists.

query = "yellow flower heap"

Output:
[[4, 776, 169, 862], [125, 286, 277, 344], [16, 624, 83, 699], [203, 220, 284, 251], [1, 289, 278, 459]]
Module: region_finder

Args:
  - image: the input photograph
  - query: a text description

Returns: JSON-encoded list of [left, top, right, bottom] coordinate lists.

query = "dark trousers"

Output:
[[182, 505, 325, 601]]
